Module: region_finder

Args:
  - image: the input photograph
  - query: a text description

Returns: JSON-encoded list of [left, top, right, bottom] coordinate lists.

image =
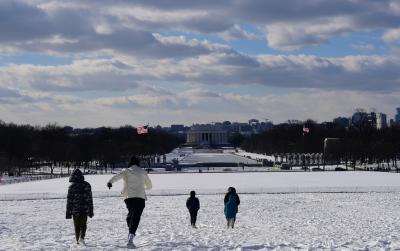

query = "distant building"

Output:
[[170, 124, 185, 133], [247, 119, 273, 133], [351, 108, 379, 129], [390, 119, 396, 127], [369, 111, 377, 128], [396, 107, 400, 125], [286, 120, 302, 125], [376, 113, 387, 129], [351, 109, 368, 127], [333, 117, 350, 128], [186, 124, 228, 146], [239, 124, 253, 135], [222, 121, 231, 127], [248, 119, 259, 126], [259, 121, 273, 131]]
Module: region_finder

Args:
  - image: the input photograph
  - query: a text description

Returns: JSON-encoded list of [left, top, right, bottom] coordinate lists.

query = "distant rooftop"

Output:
[[190, 124, 225, 131]]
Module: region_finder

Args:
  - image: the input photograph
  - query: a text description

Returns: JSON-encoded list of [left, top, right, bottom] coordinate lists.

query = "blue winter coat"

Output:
[[224, 194, 238, 219]]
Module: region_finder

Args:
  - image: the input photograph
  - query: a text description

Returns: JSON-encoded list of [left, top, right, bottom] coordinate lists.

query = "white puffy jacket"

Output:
[[108, 165, 152, 200]]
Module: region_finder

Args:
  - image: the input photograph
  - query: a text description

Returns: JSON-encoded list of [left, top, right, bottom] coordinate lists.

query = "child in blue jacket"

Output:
[[224, 187, 240, 228]]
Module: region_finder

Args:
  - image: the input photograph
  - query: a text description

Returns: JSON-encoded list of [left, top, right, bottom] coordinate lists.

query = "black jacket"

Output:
[[66, 169, 94, 219], [186, 196, 200, 212]]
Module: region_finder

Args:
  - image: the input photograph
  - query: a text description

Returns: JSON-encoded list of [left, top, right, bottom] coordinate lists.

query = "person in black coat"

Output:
[[66, 169, 93, 245], [186, 190, 200, 228]]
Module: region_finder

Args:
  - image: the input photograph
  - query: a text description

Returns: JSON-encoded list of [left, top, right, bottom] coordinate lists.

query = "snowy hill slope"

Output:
[[2, 172, 400, 250], [1, 171, 400, 200]]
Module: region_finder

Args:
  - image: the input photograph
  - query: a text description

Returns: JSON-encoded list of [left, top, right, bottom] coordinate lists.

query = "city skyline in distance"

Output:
[[2, 106, 399, 131], [0, 1, 400, 127]]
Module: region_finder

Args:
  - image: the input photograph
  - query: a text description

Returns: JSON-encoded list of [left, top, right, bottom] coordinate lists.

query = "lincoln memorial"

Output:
[[186, 124, 228, 146]]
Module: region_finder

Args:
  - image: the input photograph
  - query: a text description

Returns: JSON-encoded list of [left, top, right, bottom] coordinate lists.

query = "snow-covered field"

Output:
[[2, 172, 400, 200], [165, 147, 265, 166], [1, 172, 400, 250], [233, 150, 275, 162], [180, 152, 258, 165]]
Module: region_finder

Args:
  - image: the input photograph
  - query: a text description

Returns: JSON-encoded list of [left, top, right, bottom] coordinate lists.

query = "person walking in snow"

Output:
[[224, 186, 240, 228], [66, 169, 94, 245], [107, 156, 152, 246], [186, 190, 200, 228]]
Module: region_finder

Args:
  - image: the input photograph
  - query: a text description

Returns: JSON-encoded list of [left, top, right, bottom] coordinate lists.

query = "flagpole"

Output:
[[302, 125, 307, 171], [303, 127, 305, 171]]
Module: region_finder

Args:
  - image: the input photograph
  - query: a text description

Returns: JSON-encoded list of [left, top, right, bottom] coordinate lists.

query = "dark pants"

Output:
[[124, 198, 145, 235], [189, 210, 198, 226], [73, 215, 87, 242]]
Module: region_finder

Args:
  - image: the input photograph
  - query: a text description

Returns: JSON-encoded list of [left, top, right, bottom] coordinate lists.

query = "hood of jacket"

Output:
[[69, 169, 84, 183]]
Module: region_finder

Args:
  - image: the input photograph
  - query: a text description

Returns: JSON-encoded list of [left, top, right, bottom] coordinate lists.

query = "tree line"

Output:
[[2, 119, 400, 175], [0, 121, 184, 176], [240, 120, 400, 169]]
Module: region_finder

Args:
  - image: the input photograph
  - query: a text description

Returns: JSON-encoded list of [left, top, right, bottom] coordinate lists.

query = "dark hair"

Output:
[[190, 190, 196, 197], [129, 156, 141, 166], [228, 187, 236, 193]]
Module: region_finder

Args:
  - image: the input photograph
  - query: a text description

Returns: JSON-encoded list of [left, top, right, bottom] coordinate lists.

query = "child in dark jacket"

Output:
[[66, 169, 94, 245], [224, 187, 240, 228], [186, 190, 200, 228]]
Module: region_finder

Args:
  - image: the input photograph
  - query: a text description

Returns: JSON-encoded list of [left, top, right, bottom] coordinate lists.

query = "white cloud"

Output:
[[219, 24, 257, 41], [2, 87, 399, 127], [383, 27, 400, 42], [1, 53, 399, 94], [0, 59, 140, 92], [151, 53, 400, 91], [95, 94, 182, 109], [266, 17, 354, 51], [1, 0, 400, 126], [351, 44, 375, 50], [1, 0, 399, 53]]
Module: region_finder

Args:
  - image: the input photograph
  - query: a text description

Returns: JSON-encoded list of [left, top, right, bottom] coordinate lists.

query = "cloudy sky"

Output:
[[1, 0, 400, 127]]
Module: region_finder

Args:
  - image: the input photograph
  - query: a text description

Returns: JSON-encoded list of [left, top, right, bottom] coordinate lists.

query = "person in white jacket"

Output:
[[107, 156, 152, 245]]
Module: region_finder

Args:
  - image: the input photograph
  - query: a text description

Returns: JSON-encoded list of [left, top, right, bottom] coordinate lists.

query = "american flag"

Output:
[[303, 126, 310, 134], [137, 125, 148, 134]]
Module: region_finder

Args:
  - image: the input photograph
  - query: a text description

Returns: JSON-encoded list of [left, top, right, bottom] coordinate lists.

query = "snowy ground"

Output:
[[180, 153, 259, 165], [2, 193, 400, 250], [2, 172, 400, 250], [165, 147, 266, 165], [232, 149, 275, 162], [1, 172, 400, 200]]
